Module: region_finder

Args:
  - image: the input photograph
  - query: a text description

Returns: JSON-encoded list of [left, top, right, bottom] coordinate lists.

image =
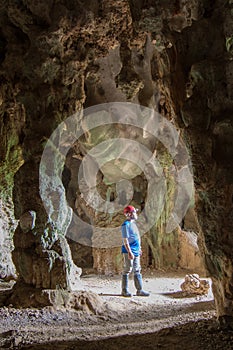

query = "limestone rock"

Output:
[[19, 211, 36, 233], [178, 229, 205, 275], [180, 274, 210, 295], [92, 247, 122, 275], [69, 291, 105, 314], [6, 283, 104, 312]]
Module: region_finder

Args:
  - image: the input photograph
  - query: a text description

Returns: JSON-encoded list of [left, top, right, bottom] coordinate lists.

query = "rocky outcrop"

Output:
[[166, 0, 233, 325], [180, 274, 210, 296], [178, 229, 205, 274]]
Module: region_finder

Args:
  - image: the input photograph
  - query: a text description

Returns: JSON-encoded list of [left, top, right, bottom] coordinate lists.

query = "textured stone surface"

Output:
[[0, 198, 17, 281], [178, 228, 205, 274], [6, 282, 104, 311], [180, 274, 210, 295]]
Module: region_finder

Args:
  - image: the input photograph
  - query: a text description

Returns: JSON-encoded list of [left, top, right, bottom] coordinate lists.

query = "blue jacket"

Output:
[[121, 220, 140, 256]]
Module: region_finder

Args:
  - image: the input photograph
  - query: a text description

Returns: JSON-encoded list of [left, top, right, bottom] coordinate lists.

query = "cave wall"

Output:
[[0, 0, 233, 322], [166, 0, 233, 322], [0, 0, 94, 297]]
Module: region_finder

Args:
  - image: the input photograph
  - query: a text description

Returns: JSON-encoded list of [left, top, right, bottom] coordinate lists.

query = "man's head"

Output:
[[123, 205, 138, 220]]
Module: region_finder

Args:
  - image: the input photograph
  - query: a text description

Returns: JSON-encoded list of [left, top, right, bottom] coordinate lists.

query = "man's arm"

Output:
[[123, 238, 134, 260]]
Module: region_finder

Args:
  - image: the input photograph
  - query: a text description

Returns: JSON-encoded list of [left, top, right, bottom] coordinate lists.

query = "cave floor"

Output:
[[0, 270, 233, 349]]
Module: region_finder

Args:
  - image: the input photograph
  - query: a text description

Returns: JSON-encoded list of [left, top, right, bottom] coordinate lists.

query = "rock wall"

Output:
[[0, 0, 91, 299], [0, 0, 233, 324], [162, 0, 233, 324], [0, 9, 25, 280]]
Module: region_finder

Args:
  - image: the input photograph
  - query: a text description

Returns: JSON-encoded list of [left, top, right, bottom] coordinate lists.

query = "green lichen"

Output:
[[144, 149, 178, 268], [40, 223, 73, 275], [198, 189, 214, 212], [41, 222, 59, 250], [0, 127, 24, 204], [205, 253, 223, 278], [138, 15, 163, 33], [118, 80, 143, 100], [38, 58, 61, 84], [226, 36, 233, 52], [46, 250, 62, 272]]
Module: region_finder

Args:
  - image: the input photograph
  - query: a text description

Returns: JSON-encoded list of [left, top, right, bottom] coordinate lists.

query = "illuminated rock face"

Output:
[[0, 0, 233, 323]]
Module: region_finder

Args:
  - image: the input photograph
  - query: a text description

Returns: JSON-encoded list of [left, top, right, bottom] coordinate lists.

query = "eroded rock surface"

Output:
[[180, 274, 210, 295]]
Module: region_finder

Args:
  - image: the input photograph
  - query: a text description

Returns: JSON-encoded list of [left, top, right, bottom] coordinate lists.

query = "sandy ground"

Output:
[[0, 270, 233, 349]]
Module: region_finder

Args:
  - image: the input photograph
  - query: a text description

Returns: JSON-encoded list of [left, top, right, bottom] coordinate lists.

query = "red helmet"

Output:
[[123, 205, 137, 215]]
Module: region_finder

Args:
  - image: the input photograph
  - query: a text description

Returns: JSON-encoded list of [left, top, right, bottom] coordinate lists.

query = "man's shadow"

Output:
[[159, 291, 205, 299], [99, 293, 128, 297]]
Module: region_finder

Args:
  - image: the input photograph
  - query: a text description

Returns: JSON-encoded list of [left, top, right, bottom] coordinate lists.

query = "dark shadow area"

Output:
[[99, 293, 123, 297], [160, 291, 204, 298], [19, 318, 233, 350]]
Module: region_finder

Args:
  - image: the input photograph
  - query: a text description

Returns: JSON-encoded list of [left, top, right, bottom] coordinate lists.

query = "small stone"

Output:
[[180, 274, 210, 295], [19, 211, 36, 233], [14, 336, 23, 347]]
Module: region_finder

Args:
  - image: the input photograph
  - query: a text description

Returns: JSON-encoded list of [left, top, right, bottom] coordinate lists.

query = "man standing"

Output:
[[121, 205, 150, 297]]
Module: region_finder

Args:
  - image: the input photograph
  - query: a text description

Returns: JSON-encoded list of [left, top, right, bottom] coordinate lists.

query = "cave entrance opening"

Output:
[[62, 145, 207, 278]]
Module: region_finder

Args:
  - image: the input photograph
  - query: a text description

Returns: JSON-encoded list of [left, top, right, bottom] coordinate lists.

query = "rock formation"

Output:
[[180, 273, 210, 295], [0, 0, 232, 327]]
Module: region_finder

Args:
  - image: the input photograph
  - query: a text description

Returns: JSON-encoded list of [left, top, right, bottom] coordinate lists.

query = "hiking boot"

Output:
[[121, 274, 132, 297], [134, 272, 150, 297], [136, 289, 150, 297]]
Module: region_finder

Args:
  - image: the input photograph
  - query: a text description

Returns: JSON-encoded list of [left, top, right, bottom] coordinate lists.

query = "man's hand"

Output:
[[128, 251, 134, 260]]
